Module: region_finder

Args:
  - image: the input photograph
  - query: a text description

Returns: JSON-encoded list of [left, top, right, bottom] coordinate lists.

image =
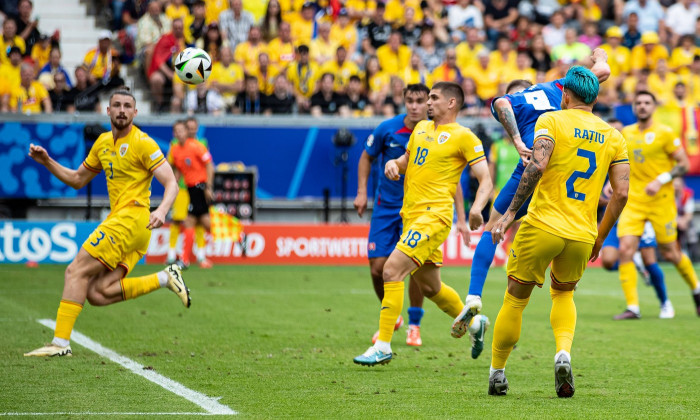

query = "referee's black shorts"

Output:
[[187, 183, 209, 217]]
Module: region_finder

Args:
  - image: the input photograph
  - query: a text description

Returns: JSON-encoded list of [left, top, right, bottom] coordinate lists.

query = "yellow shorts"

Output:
[[507, 221, 593, 287], [617, 199, 677, 244], [83, 206, 151, 275], [395, 213, 450, 268], [171, 188, 190, 221]]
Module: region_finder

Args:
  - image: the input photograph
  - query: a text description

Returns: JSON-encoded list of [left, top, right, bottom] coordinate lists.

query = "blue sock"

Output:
[[469, 231, 498, 296], [646, 263, 668, 304], [407, 307, 424, 326]]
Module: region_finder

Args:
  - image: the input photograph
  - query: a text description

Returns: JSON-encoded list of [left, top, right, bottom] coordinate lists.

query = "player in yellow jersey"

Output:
[[488, 67, 630, 397], [353, 81, 493, 366], [614, 90, 700, 319], [24, 89, 190, 358]]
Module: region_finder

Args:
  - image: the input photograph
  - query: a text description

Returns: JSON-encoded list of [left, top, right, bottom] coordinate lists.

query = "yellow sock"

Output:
[[550, 288, 576, 354], [54, 300, 83, 341], [169, 223, 181, 249], [619, 262, 639, 307], [195, 225, 206, 249], [491, 291, 529, 369], [428, 282, 463, 318], [120, 274, 161, 301], [378, 281, 404, 343], [675, 254, 699, 290]]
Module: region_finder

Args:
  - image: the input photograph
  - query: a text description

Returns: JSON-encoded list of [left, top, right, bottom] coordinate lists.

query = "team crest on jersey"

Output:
[[119, 144, 129, 157], [645, 132, 655, 144], [366, 134, 374, 147], [437, 132, 450, 144]]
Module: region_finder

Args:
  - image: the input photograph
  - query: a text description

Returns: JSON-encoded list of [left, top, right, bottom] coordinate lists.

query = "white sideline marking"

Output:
[[0, 413, 217, 416], [37, 319, 236, 416]]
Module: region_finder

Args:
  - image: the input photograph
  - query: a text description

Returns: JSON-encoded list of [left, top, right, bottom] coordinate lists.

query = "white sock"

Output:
[[374, 339, 392, 354], [468, 314, 484, 334], [554, 350, 571, 363], [167, 248, 177, 261], [490, 366, 504, 376], [466, 294, 481, 302], [693, 286, 700, 294], [157, 271, 169, 288], [52, 337, 69, 347], [627, 305, 640, 314], [196, 247, 206, 262]]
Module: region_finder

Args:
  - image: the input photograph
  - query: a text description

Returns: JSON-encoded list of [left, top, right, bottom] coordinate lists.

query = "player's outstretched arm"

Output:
[[385, 151, 409, 181], [589, 48, 611, 84], [149, 162, 179, 230], [28, 143, 98, 189], [491, 137, 553, 243], [468, 160, 493, 231], [592, 163, 629, 261], [493, 98, 531, 163], [354, 150, 374, 217], [645, 148, 689, 196]]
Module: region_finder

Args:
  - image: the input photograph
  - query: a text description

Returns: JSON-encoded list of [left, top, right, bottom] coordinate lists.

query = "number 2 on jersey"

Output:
[[413, 147, 429, 165], [524, 90, 555, 111], [566, 149, 596, 201]]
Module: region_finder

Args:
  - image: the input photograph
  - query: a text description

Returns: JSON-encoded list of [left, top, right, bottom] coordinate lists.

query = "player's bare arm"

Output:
[[354, 150, 375, 217], [385, 151, 409, 181], [493, 97, 531, 163], [491, 137, 554, 243], [469, 160, 493, 231], [453, 182, 470, 246], [591, 163, 629, 261], [28, 143, 99, 189], [148, 162, 179, 230], [645, 147, 689, 196], [205, 160, 215, 203], [589, 48, 611, 84]]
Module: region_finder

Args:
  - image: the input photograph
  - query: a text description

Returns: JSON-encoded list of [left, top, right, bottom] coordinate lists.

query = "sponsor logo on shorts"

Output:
[[368, 242, 376, 251]]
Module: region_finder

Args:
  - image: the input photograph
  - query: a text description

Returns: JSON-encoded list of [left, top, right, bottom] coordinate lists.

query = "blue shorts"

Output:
[[602, 222, 657, 249], [368, 204, 403, 259], [494, 165, 531, 220]]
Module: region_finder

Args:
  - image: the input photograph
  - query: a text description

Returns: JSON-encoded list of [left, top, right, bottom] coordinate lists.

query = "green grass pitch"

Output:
[[1, 264, 699, 418]]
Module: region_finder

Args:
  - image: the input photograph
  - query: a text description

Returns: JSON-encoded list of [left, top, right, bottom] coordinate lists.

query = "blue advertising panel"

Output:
[[0, 221, 100, 264]]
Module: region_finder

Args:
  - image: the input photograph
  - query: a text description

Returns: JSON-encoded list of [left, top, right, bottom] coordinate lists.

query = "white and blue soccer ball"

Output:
[[174, 47, 212, 85]]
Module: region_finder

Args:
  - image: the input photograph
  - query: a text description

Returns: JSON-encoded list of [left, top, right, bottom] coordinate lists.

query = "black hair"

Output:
[[109, 86, 135, 104], [432, 81, 464, 108], [505, 79, 533, 94], [635, 90, 657, 104], [404, 83, 430, 97]]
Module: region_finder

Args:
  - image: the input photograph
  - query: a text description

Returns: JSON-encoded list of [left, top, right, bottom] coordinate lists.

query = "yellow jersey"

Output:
[[376, 44, 412, 75], [489, 50, 516, 71], [669, 46, 700, 75], [630, 44, 669, 71], [208, 61, 244, 102], [621, 121, 680, 205], [0, 35, 25, 64], [431, 64, 461, 84], [465, 63, 500, 100], [309, 38, 340, 66], [267, 38, 296, 68], [234, 41, 268, 74], [83, 126, 167, 213], [527, 110, 628, 244], [455, 42, 485, 71], [384, 0, 423, 25], [647, 72, 679, 105], [205, 0, 228, 24], [9, 81, 49, 114], [600, 43, 631, 77], [291, 19, 314, 46], [0, 62, 20, 95], [320, 60, 360, 91], [287, 61, 321, 98], [499, 67, 536, 84], [330, 24, 358, 51], [402, 67, 433, 88], [402, 120, 486, 224]]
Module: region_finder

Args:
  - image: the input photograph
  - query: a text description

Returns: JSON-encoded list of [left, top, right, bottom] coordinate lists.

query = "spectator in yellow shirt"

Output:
[[365, 55, 390, 111], [345, 0, 376, 26], [499, 52, 536, 87], [630, 31, 669, 74], [83, 30, 120, 86], [622, 68, 651, 103], [665, 81, 696, 109], [268, 21, 296, 69], [648, 59, 679, 105], [384, 0, 423, 27], [291, 2, 316, 46], [320, 46, 361, 92], [600, 26, 631, 81], [0, 46, 22, 110], [31, 34, 51, 72], [331, 9, 358, 58], [456, 27, 486, 71], [489, 34, 517, 70], [166, 0, 190, 21], [252, 52, 280, 95], [466, 49, 500, 100], [10, 63, 52, 114], [234, 26, 267, 74], [310, 22, 338, 67], [431, 47, 463, 84], [279, 0, 306, 22], [0, 19, 26, 64], [402, 51, 433, 88], [205, 0, 229, 24], [681, 56, 700, 104], [287, 44, 320, 112], [376, 31, 411, 75], [669, 35, 700, 76], [209, 46, 244, 111]]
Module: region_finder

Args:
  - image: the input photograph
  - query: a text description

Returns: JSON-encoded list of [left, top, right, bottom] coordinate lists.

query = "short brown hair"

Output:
[[432, 81, 464, 108]]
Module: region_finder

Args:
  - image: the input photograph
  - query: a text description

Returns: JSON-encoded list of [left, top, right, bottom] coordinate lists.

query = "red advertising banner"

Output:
[[145, 223, 512, 266]]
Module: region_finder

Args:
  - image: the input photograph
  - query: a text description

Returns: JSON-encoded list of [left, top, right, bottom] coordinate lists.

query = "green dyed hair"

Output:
[[563, 66, 599, 105]]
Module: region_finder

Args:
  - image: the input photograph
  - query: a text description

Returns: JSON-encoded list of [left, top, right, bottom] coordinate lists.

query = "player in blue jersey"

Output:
[[355, 83, 444, 347], [451, 49, 612, 349]]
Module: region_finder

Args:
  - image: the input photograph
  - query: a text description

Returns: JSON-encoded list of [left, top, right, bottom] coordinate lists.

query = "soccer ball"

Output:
[[174, 47, 212, 85]]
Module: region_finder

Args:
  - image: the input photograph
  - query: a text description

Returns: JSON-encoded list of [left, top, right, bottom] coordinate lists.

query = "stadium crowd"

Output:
[[0, 0, 700, 116]]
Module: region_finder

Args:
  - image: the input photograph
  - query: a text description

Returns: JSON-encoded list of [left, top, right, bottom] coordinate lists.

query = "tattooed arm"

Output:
[[493, 97, 531, 164], [591, 163, 629, 261], [645, 147, 689, 196], [491, 137, 554, 243]]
